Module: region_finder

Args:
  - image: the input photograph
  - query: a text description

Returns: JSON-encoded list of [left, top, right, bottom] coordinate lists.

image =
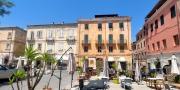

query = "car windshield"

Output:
[[0, 65, 8, 70]]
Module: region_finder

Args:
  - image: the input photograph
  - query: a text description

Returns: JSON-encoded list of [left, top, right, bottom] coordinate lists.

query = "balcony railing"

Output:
[[46, 37, 55, 41], [117, 39, 127, 45], [82, 40, 91, 45], [27, 37, 35, 42], [96, 40, 104, 44], [66, 36, 75, 41], [107, 40, 116, 44]]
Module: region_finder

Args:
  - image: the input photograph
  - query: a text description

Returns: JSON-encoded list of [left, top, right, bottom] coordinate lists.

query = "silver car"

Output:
[[0, 65, 16, 79]]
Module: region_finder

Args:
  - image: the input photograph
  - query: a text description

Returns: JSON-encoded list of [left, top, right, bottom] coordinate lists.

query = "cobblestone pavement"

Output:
[[0, 70, 78, 90]]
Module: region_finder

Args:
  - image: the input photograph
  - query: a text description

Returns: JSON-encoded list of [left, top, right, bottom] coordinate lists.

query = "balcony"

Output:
[[117, 39, 127, 45], [46, 37, 55, 42], [107, 40, 116, 45], [82, 40, 91, 45], [26, 37, 35, 43], [66, 36, 75, 41], [96, 40, 104, 45]]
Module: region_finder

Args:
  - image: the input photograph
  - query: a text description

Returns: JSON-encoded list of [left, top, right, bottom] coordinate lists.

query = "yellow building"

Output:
[[0, 27, 27, 65], [26, 23, 77, 63], [77, 14, 132, 70]]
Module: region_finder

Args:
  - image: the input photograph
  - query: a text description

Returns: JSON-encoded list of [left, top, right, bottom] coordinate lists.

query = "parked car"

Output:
[[0, 65, 17, 80]]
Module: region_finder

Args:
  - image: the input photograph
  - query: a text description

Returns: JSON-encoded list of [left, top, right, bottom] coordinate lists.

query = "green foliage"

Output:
[[174, 75, 180, 83], [111, 63, 117, 70], [96, 60, 103, 75], [9, 70, 26, 90], [24, 46, 39, 61], [112, 78, 119, 84], [0, 0, 14, 16], [150, 71, 156, 78], [76, 66, 83, 75]]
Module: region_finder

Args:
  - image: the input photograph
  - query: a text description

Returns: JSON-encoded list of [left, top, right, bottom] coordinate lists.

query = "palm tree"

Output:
[[24, 46, 56, 90]]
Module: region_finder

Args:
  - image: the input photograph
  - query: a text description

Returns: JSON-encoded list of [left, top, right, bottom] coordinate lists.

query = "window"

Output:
[[171, 5, 176, 18], [157, 41, 160, 50], [85, 24, 89, 30], [173, 35, 179, 46], [29, 44, 34, 48], [162, 39, 167, 49], [155, 20, 158, 29], [144, 41, 146, 47], [59, 29, 64, 38], [37, 31, 42, 39], [98, 34, 102, 43], [109, 46, 113, 52], [151, 24, 154, 32], [48, 30, 53, 38], [120, 34, 124, 43], [148, 45, 150, 50], [108, 23, 113, 29], [38, 43, 42, 51], [120, 45, 124, 52], [152, 43, 155, 51], [6, 43, 10, 50], [98, 46, 102, 52], [119, 22, 124, 30], [98, 23, 102, 30], [30, 32, 34, 40], [84, 46, 88, 52], [7, 32, 12, 39], [109, 34, 113, 43], [47, 42, 53, 53], [84, 34, 88, 43], [160, 15, 164, 25]]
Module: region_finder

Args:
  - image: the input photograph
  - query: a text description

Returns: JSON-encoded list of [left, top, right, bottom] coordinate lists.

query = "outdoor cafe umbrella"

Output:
[[102, 58, 109, 78], [83, 60, 88, 73], [135, 60, 140, 82], [67, 53, 76, 88], [171, 54, 180, 74], [117, 62, 122, 72]]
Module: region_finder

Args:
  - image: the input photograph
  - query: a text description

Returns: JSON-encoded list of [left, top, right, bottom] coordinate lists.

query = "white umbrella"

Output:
[[135, 60, 140, 82], [67, 53, 76, 88], [117, 62, 122, 72], [67, 53, 76, 74], [171, 55, 180, 74], [83, 60, 88, 73], [102, 58, 109, 78]]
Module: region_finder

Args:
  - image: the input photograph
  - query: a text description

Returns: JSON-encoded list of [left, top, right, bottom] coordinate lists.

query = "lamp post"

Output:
[[58, 47, 72, 90]]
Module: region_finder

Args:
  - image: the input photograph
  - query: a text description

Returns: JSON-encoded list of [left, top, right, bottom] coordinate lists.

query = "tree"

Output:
[[24, 46, 55, 90], [0, 0, 14, 16]]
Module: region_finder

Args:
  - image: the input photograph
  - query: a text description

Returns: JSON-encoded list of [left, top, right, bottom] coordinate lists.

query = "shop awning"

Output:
[[118, 57, 126, 62], [108, 57, 115, 61]]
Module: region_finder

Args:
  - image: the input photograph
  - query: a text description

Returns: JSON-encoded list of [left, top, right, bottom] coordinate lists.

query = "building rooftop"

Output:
[[0, 26, 26, 32], [95, 14, 119, 18], [78, 14, 130, 22], [145, 0, 167, 20], [27, 23, 77, 29]]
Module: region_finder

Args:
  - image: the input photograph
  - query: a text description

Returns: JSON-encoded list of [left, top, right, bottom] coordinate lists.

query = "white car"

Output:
[[0, 65, 16, 79]]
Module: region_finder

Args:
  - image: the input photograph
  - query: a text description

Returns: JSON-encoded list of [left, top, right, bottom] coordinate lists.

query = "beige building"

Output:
[[77, 14, 132, 70], [26, 23, 77, 63], [0, 27, 27, 65]]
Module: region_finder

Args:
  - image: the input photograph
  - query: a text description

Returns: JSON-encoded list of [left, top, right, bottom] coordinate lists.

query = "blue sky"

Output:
[[0, 0, 158, 41]]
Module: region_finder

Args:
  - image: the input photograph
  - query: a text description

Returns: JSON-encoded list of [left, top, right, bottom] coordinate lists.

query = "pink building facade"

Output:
[[136, 0, 180, 72]]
